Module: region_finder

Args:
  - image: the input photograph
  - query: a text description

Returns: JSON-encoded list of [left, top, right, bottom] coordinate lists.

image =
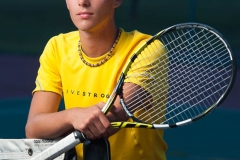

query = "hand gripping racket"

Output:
[[30, 23, 236, 160]]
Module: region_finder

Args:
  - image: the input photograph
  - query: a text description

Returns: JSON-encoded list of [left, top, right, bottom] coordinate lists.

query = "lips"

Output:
[[77, 12, 93, 19]]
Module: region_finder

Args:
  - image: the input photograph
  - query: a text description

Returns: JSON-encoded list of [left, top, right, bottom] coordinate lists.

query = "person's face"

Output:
[[66, 0, 122, 32]]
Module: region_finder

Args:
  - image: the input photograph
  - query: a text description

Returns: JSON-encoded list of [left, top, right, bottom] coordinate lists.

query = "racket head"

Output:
[[116, 23, 236, 129]]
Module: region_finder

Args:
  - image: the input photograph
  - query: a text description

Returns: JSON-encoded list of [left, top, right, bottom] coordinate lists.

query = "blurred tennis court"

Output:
[[0, 0, 239, 159]]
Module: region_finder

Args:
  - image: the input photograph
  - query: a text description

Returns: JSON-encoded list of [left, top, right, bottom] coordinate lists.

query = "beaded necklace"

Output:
[[78, 29, 122, 67]]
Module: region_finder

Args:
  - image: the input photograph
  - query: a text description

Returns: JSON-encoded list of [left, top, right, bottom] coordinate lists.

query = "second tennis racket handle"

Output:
[[30, 131, 85, 160]]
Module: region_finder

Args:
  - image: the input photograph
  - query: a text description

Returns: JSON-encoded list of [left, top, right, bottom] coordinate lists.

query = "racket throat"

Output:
[[120, 98, 144, 123], [102, 73, 125, 113], [116, 73, 125, 95]]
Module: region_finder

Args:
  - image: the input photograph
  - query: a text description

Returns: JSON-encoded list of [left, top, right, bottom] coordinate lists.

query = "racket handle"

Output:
[[30, 130, 85, 160]]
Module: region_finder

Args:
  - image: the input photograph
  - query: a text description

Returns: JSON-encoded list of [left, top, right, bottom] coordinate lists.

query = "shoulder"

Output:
[[121, 29, 151, 43], [116, 29, 151, 54], [48, 31, 79, 47], [41, 31, 79, 62]]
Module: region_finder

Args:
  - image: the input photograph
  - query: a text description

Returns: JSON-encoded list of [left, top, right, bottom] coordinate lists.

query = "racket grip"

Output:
[[30, 130, 85, 160]]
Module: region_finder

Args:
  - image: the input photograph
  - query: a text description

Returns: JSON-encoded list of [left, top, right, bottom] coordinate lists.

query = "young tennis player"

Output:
[[25, 0, 168, 159]]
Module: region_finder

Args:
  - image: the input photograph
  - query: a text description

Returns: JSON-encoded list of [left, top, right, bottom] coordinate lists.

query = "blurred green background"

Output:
[[0, 1, 239, 160], [0, 0, 240, 65]]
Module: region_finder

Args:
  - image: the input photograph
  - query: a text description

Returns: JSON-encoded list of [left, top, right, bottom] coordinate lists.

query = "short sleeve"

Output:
[[33, 37, 63, 96]]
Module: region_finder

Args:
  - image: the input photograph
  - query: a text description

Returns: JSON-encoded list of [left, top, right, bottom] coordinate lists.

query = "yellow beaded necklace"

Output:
[[78, 29, 122, 67]]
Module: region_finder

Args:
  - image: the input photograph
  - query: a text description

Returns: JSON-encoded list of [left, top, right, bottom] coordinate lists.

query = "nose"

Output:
[[78, 0, 90, 7]]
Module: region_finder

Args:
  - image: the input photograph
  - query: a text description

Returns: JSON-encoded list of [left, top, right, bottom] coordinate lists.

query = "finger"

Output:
[[82, 123, 103, 140], [81, 128, 95, 140], [96, 102, 106, 110], [87, 116, 110, 139], [97, 115, 112, 138]]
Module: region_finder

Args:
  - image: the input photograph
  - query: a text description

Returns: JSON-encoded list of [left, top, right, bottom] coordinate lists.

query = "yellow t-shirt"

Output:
[[34, 29, 168, 160]]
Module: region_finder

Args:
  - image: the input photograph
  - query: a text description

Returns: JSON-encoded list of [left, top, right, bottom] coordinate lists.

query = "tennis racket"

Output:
[[30, 23, 236, 160]]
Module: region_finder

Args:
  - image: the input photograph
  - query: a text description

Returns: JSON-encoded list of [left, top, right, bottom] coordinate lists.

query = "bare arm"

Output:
[[25, 91, 114, 140], [25, 91, 71, 138], [25, 83, 142, 140]]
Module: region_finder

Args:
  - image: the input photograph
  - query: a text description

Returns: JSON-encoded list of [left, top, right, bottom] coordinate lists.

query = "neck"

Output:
[[79, 26, 119, 58]]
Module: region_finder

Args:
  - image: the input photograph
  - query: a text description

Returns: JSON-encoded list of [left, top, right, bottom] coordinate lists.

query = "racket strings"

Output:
[[126, 30, 229, 105], [131, 46, 231, 124], [162, 34, 232, 120], [175, 28, 230, 99], [123, 27, 232, 125], [149, 74, 230, 124], [125, 28, 218, 99], [158, 44, 231, 123], [127, 66, 229, 124], [185, 28, 230, 87], [124, 29, 230, 122]]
